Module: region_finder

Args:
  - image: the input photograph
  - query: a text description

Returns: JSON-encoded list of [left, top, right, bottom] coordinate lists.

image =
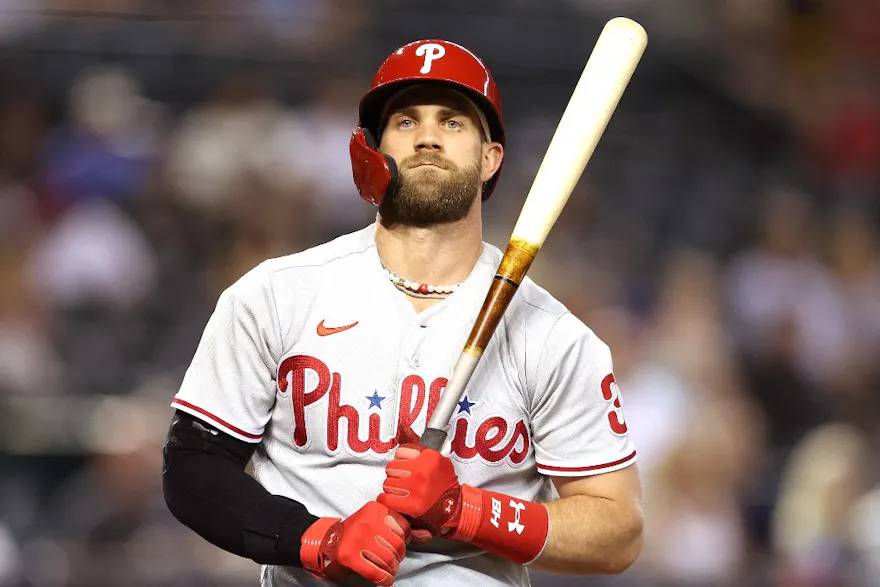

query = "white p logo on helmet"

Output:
[[416, 43, 446, 74]]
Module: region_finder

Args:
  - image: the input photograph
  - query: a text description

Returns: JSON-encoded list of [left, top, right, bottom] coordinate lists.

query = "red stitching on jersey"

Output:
[[601, 373, 628, 435], [537, 450, 636, 473], [172, 399, 263, 440], [276, 353, 532, 465], [451, 416, 530, 465]]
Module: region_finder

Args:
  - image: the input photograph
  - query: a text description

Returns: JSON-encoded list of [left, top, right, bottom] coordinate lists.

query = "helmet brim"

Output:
[[359, 78, 505, 148]]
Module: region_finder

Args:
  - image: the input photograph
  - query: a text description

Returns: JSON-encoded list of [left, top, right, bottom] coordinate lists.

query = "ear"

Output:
[[480, 141, 504, 183]]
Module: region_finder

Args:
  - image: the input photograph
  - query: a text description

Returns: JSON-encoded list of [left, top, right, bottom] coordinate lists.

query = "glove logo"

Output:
[[508, 500, 526, 534], [490, 497, 502, 528], [416, 43, 446, 74]]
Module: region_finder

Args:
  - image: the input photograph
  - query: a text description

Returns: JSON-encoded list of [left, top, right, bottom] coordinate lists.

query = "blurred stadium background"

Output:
[[0, 1, 878, 586]]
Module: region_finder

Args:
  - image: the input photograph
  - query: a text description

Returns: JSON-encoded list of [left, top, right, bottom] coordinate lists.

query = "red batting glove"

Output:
[[377, 443, 463, 536], [377, 443, 550, 565], [300, 501, 410, 587]]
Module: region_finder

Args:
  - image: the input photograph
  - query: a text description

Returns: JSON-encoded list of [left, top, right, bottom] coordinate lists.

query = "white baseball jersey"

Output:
[[172, 224, 637, 587]]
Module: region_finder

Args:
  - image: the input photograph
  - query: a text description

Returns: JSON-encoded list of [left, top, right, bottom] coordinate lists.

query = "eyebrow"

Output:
[[390, 105, 468, 119]]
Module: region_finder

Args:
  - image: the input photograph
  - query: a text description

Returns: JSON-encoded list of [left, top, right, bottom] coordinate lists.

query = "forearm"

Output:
[[162, 411, 319, 565], [380, 445, 643, 574], [529, 494, 643, 575]]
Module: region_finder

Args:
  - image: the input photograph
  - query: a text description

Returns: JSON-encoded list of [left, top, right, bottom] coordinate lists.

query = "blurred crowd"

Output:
[[0, 1, 878, 586]]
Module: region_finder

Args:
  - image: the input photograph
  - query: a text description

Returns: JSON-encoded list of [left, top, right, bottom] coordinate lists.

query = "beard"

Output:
[[379, 152, 482, 227]]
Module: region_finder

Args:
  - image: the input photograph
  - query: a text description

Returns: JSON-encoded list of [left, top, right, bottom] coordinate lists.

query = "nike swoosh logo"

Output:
[[317, 320, 359, 336]]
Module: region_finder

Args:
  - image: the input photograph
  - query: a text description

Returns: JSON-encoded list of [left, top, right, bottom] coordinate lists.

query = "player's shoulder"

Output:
[[481, 250, 607, 356], [515, 276, 569, 320], [519, 279, 605, 342], [260, 225, 375, 275], [218, 226, 374, 303], [479, 240, 575, 323]]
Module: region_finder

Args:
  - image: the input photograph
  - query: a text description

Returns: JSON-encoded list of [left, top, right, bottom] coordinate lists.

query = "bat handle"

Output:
[[419, 427, 448, 451], [417, 350, 481, 451]]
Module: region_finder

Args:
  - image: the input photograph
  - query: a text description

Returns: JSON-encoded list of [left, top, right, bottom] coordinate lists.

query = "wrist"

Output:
[[244, 494, 321, 566], [450, 485, 549, 565], [300, 517, 342, 575], [449, 484, 482, 540]]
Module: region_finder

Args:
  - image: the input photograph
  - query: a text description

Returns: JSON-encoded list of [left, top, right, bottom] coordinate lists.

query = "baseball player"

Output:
[[162, 39, 643, 587]]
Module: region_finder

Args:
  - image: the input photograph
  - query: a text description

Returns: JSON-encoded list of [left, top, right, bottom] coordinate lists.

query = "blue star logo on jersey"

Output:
[[366, 391, 386, 410], [457, 395, 476, 415]]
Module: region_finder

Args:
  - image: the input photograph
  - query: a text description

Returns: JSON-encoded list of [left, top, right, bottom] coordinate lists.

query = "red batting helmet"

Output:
[[350, 39, 505, 206]]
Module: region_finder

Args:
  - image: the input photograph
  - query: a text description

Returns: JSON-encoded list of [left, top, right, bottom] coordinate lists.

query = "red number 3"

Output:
[[600, 374, 628, 435]]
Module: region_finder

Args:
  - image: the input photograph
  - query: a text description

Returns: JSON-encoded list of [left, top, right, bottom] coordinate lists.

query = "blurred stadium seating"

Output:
[[0, 1, 878, 586]]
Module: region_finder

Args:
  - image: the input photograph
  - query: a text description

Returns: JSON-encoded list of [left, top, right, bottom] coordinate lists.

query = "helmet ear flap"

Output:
[[349, 127, 399, 206], [361, 127, 379, 149], [363, 128, 400, 195]]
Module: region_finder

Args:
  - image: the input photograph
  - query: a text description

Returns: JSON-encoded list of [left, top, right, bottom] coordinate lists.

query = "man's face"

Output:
[[377, 86, 503, 226]]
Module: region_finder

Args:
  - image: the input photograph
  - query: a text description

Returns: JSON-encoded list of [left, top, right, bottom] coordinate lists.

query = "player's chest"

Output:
[[284, 290, 469, 389], [274, 296, 531, 466], [279, 304, 460, 440]]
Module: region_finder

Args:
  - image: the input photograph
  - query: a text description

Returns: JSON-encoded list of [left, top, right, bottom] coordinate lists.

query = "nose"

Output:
[[413, 121, 442, 152]]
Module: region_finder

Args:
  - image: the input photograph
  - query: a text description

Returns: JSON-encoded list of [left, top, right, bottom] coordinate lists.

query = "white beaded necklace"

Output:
[[380, 262, 461, 299]]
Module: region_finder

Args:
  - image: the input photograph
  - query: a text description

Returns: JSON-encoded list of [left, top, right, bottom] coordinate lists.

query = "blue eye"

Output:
[[399, 119, 414, 129], [446, 119, 462, 130]]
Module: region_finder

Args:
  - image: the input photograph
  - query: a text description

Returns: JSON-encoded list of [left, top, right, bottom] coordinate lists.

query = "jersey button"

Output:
[[412, 354, 421, 367]]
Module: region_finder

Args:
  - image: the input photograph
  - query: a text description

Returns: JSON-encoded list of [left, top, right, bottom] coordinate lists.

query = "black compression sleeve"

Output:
[[162, 410, 320, 566]]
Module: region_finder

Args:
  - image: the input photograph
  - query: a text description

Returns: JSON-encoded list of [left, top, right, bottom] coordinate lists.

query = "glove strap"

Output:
[[453, 484, 483, 541], [452, 485, 549, 565], [300, 517, 341, 575]]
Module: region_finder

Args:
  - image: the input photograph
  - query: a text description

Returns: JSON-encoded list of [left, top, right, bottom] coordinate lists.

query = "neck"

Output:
[[375, 211, 483, 286]]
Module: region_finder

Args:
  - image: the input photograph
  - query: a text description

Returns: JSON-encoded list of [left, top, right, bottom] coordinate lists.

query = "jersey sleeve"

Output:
[[171, 263, 282, 443], [529, 312, 637, 477]]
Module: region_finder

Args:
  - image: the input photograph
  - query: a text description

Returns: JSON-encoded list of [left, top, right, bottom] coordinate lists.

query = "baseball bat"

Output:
[[420, 17, 648, 451]]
